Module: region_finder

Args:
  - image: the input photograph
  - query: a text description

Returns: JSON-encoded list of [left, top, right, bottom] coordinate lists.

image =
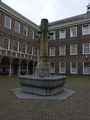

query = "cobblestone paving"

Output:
[[0, 76, 90, 120]]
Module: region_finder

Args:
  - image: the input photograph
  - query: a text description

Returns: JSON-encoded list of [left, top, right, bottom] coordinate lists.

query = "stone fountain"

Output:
[[19, 19, 66, 96]]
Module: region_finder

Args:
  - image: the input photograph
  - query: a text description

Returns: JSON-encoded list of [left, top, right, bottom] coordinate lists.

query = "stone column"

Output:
[[9, 63, 12, 76], [39, 19, 50, 77], [26, 64, 29, 75], [33, 63, 35, 75], [18, 64, 21, 76]]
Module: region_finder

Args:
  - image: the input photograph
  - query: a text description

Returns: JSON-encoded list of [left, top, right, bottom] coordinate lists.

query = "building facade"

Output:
[[0, 1, 38, 76], [0, 1, 90, 76]]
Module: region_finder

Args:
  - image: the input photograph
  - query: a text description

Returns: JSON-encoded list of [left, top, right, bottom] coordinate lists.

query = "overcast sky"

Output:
[[2, 0, 89, 24]]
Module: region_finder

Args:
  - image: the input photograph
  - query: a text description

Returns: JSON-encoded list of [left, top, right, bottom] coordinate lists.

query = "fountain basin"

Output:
[[19, 75, 66, 96]]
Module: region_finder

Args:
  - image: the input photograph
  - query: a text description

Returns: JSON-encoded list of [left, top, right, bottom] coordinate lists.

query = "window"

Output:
[[70, 44, 77, 55], [0, 12, 1, 24], [4, 15, 12, 29], [23, 25, 28, 36], [70, 62, 78, 74], [29, 47, 33, 55], [70, 26, 77, 37], [50, 63, 55, 74], [50, 31, 56, 40], [14, 20, 20, 33], [83, 62, 90, 74], [22, 43, 27, 53], [82, 24, 90, 35], [59, 29, 66, 39], [30, 29, 34, 39], [59, 45, 66, 56], [36, 48, 39, 56], [49, 47, 55, 56], [82, 43, 90, 54], [3, 37, 10, 50], [13, 41, 19, 52], [59, 62, 66, 73]]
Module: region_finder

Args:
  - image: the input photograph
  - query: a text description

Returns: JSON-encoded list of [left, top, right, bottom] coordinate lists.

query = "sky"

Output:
[[2, 0, 89, 24]]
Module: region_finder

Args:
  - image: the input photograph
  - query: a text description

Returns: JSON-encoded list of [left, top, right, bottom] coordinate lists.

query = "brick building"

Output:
[[0, 1, 90, 76], [0, 1, 38, 76], [48, 4, 90, 75]]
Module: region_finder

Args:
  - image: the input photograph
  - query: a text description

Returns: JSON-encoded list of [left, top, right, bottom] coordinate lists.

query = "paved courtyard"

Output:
[[0, 76, 90, 120]]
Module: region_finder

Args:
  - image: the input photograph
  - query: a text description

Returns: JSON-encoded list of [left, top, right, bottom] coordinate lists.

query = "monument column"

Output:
[[9, 63, 12, 76], [39, 19, 50, 77], [26, 62, 29, 75], [9, 59, 12, 76]]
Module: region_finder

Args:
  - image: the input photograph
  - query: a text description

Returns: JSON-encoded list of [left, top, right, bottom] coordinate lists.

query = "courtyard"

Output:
[[0, 76, 90, 120]]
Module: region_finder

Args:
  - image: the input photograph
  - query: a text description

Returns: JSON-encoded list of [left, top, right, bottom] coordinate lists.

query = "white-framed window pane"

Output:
[[83, 62, 90, 74], [30, 29, 34, 39], [70, 44, 77, 55], [59, 62, 66, 73], [13, 41, 19, 52], [82, 43, 90, 54], [14, 21, 20, 33], [70, 27, 77, 37], [49, 47, 55, 56], [22, 43, 26, 53], [50, 31, 56, 40], [23, 25, 28, 36], [70, 62, 78, 74], [3, 37, 10, 50], [82, 24, 90, 35], [4, 15, 11, 29], [50, 63, 55, 73], [29, 47, 33, 55], [59, 29, 66, 39], [59, 45, 66, 56]]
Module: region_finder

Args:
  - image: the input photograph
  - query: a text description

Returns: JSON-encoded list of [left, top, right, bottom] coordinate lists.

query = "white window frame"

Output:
[[59, 29, 66, 39], [70, 26, 77, 37], [14, 20, 20, 33], [49, 47, 55, 56], [70, 62, 78, 74], [23, 25, 28, 37], [13, 41, 19, 52], [4, 15, 12, 29], [30, 29, 34, 39], [70, 44, 77, 55], [59, 45, 66, 56], [83, 62, 90, 75], [25, 44, 27, 53], [82, 24, 90, 35], [3, 37, 10, 50], [50, 63, 55, 74], [22, 43, 26, 53], [59, 62, 66, 74], [82, 43, 90, 54], [50, 31, 56, 40], [52, 31, 56, 40]]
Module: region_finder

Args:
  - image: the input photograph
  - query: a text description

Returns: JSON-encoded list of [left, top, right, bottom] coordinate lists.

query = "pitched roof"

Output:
[[49, 12, 90, 27]]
